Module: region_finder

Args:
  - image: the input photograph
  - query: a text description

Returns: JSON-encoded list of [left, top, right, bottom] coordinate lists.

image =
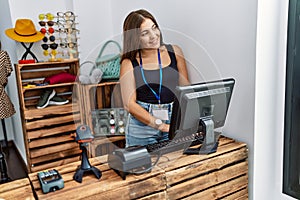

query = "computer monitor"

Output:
[[169, 78, 235, 154]]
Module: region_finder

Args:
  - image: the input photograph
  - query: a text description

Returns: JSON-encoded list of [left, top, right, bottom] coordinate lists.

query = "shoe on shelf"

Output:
[[36, 89, 56, 109], [49, 96, 69, 105]]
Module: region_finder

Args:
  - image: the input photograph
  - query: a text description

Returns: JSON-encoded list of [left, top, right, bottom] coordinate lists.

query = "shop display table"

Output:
[[28, 136, 248, 200], [0, 178, 35, 200]]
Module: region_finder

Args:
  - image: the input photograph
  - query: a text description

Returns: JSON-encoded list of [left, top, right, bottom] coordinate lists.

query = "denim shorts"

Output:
[[125, 101, 173, 147]]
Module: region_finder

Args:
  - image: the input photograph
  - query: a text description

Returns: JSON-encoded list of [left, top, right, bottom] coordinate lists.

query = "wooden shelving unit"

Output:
[[80, 82, 126, 157], [14, 59, 83, 172]]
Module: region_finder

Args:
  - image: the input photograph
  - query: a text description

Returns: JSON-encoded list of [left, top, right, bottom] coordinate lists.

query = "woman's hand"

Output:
[[158, 123, 170, 133]]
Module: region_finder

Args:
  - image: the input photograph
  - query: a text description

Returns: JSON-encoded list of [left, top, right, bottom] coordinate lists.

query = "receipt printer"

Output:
[[108, 146, 151, 180]]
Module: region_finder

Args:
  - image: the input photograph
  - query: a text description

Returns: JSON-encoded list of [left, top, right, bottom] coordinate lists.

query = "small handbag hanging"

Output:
[[95, 40, 121, 80]]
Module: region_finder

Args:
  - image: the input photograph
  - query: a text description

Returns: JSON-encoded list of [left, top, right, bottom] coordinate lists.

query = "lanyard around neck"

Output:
[[139, 49, 163, 104]]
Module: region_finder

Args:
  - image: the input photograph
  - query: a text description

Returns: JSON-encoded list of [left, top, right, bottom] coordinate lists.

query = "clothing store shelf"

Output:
[[14, 59, 82, 173]]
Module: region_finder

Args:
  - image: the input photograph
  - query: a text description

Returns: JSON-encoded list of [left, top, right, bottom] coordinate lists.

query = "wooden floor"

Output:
[[0, 141, 27, 182]]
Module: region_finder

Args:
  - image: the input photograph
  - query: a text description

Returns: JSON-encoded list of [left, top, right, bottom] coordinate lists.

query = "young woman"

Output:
[[120, 9, 189, 147]]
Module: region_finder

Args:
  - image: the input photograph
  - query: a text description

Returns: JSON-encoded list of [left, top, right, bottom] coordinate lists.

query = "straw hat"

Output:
[[5, 19, 44, 43]]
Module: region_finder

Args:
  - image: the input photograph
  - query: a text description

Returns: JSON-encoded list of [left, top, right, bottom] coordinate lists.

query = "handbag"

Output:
[[95, 40, 121, 80], [79, 61, 103, 84]]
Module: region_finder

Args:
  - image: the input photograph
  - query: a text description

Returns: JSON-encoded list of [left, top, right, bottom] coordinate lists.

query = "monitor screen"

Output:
[[168, 78, 235, 154]]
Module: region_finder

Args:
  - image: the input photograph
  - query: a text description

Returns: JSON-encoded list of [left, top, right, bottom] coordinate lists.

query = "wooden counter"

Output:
[[28, 136, 248, 199], [0, 178, 35, 200]]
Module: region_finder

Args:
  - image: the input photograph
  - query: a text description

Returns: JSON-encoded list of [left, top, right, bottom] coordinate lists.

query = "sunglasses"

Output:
[[58, 49, 69, 57], [43, 49, 57, 56], [58, 48, 78, 57], [40, 27, 55, 34], [42, 35, 56, 43], [56, 28, 80, 34], [59, 42, 77, 48], [58, 36, 78, 43], [41, 43, 58, 51], [64, 20, 78, 28], [56, 20, 77, 30], [38, 21, 55, 27], [57, 11, 76, 20], [39, 13, 55, 21]]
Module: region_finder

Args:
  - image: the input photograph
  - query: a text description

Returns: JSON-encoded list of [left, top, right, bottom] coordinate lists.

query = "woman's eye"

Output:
[[141, 31, 148, 37]]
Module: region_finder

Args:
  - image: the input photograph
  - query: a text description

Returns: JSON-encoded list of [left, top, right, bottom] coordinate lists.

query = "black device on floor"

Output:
[[37, 169, 64, 194]]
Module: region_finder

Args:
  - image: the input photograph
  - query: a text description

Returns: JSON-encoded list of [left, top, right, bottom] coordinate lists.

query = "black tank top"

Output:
[[131, 44, 179, 104]]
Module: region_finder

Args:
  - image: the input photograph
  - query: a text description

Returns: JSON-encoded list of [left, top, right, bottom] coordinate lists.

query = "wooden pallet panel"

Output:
[[28, 157, 165, 200], [167, 161, 248, 199], [30, 141, 78, 158], [182, 175, 248, 200], [25, 113, 78, 130], [222, 188, 248, 200], [164, 143, 247, 185], [28, 134, 74, 148], [27, 136, 248, 199], [0, 178, 35, 200], [30, 156, 80, 173], [24, 103, 79, 120], [27, 123, 76, 140], [159, 136, 248, 199], [30, 148, 81, 164], [15, 59, 82, 173]]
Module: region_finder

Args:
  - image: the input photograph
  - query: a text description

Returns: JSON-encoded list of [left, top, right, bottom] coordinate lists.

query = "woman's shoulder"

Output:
[[165, 44, 183, 53], [121, 58, 134, 71], [121, 58, 132, 65], [165, 44, 184, 57]]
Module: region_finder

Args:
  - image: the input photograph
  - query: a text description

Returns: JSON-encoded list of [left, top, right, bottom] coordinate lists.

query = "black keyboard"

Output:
[[145, 132, 204, 154]]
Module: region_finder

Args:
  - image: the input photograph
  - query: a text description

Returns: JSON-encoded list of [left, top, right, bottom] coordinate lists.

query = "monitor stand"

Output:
[[183, 116, 219, 155]]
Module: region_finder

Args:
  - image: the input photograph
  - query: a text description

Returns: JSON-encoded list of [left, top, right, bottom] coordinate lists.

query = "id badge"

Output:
[[152, 108, 169, 120]]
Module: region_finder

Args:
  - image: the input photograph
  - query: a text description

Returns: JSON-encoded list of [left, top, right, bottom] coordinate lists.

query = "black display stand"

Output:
[[0, 144, 11, 183], [0, 115, 11, 184], [20, 42, 38, 62], [73, 125, 102, 183], [1, 119, 8, 148], [73, 143, 102, 183]]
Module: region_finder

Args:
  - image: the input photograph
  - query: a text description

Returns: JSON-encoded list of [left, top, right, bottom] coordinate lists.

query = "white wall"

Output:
[[0, 0, 294, 199], [255, 0, 294, 199]]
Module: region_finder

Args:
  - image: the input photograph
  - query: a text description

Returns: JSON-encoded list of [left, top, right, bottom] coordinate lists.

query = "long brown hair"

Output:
[[121, 9, 163, 63]]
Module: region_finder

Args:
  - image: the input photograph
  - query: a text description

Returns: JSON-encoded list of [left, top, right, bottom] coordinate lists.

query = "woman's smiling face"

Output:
[[139, 18, 161, 49]]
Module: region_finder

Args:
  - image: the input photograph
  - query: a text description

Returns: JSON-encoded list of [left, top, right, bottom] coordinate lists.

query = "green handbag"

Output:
[[95, 40, 121, 80]]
